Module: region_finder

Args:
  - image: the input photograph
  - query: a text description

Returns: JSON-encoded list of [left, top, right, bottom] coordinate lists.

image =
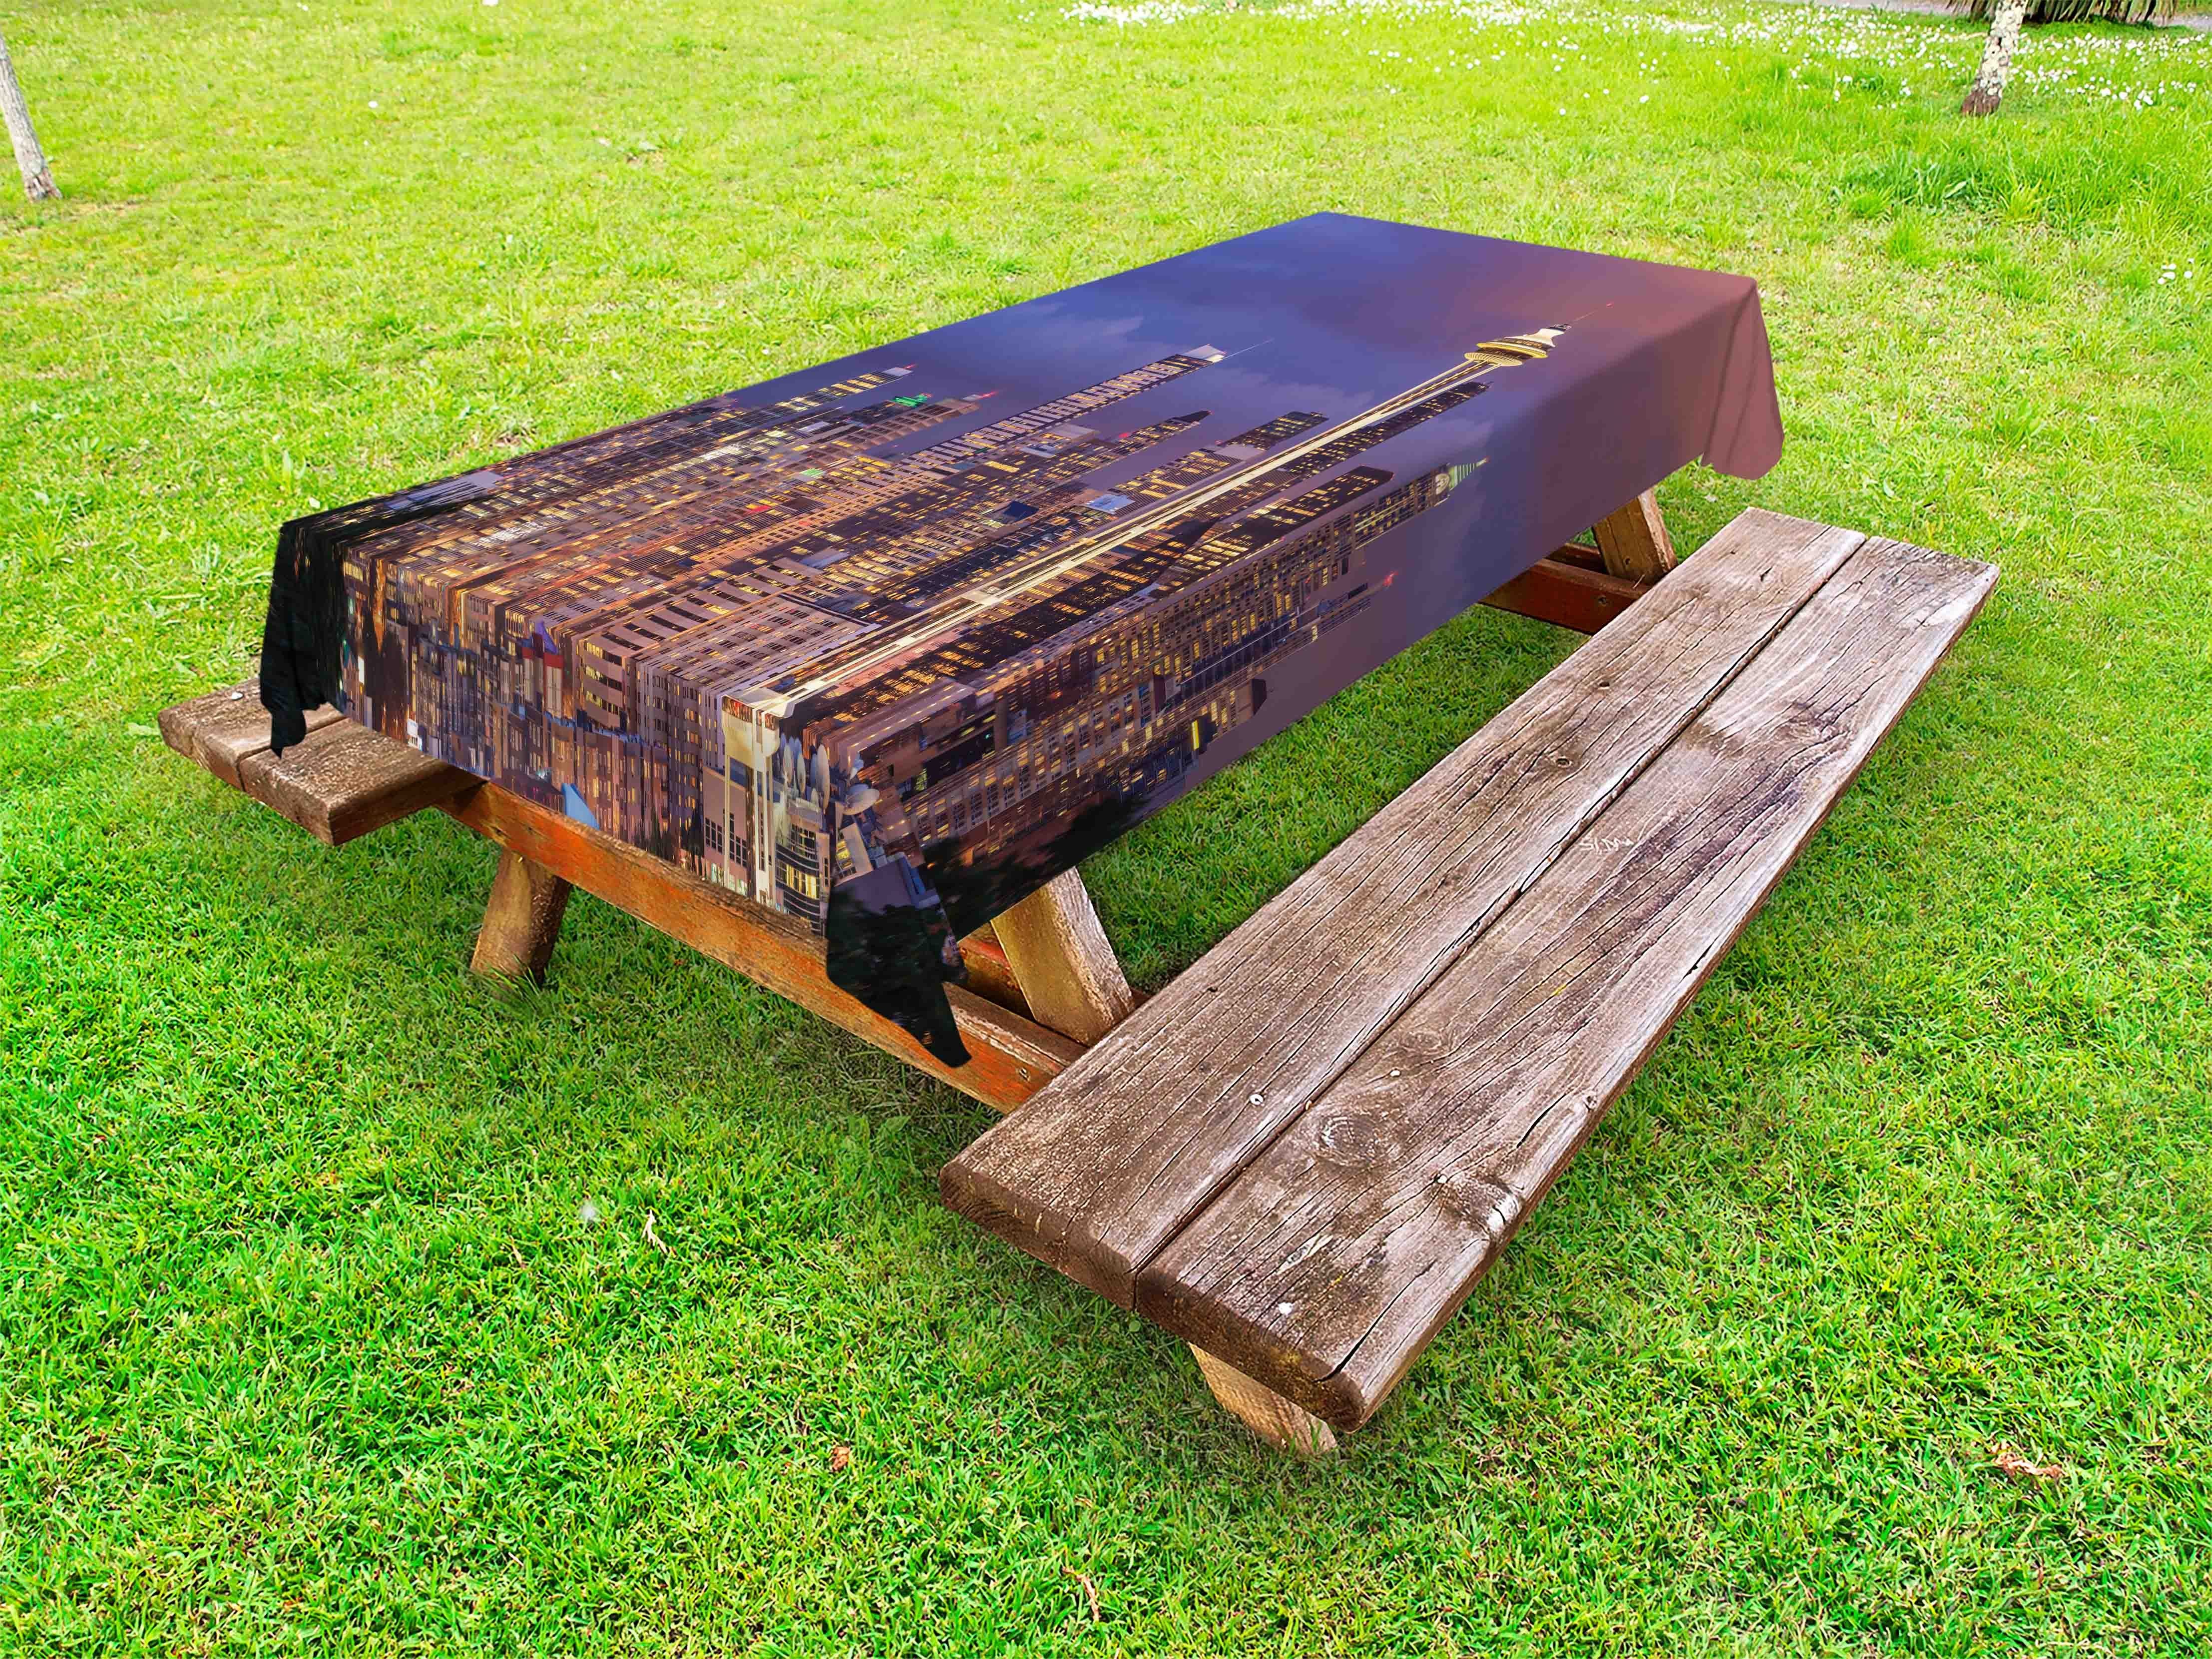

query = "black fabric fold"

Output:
[[824, 861, 970, 1066], [257, 470, 504, 752]]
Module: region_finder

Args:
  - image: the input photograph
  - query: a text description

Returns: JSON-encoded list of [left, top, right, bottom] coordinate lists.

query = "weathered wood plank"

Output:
[[992, 867, 1135, 1044], [443, 782, 1082, 1113], [233, 716, 474, 845], [1591, 490, 1678, 584], [470, 848, 573, 983], [1481, 554, 1649, 636], [157, 679, 344, 790], [1138, 537, 1998, 1428], [942, 511, 1867, 1308]]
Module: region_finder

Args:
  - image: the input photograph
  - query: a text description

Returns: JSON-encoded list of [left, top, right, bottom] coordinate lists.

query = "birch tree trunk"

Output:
[[0, 26, 60, 201], [1960, 0, 2028, 118]]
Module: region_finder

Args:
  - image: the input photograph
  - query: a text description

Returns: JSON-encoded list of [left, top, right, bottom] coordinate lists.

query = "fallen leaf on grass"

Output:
[[1066, 1568, 1100, 1620], [830, 1444, 852, 1473], [1991, 1441, 2065, 1484]]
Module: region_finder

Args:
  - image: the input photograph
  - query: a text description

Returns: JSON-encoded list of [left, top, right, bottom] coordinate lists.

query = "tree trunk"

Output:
[[0, 26, 60, 201], [1961, 0, 2028, 118]]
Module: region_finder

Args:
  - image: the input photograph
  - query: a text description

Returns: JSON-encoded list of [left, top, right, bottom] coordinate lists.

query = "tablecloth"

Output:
[[260, 213, 1783, 1063]]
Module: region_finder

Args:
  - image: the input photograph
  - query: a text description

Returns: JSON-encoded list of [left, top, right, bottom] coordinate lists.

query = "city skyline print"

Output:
[[261, 214, 1784, 1060]]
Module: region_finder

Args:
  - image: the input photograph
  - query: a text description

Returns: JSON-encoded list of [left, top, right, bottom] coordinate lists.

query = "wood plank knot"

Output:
[[1315, 1112, 1401, 1172]]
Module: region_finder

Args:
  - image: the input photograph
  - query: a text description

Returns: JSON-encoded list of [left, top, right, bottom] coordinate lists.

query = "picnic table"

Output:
[[163, 215, 1994, 1454]]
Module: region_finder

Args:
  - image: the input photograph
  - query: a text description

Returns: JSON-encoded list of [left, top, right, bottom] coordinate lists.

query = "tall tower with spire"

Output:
[[1464, 327, 1567, 370]]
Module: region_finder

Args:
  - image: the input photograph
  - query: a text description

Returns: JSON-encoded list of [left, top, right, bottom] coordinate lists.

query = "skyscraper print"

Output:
[[261, 215, 1784, 1058]]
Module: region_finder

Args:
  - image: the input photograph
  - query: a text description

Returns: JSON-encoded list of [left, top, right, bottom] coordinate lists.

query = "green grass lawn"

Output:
[[3, 0, 2209, 1652]]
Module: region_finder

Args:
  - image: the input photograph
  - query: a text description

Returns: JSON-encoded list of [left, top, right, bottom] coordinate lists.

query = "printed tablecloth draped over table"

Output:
[[260, 214, 1784, 1063]]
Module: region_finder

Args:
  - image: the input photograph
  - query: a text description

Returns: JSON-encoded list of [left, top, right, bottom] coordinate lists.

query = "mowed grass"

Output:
[[2, 0, 2210, 1652]]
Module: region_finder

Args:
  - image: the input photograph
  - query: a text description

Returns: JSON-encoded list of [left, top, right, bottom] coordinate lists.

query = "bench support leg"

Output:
[[470, 848, 572, 984], [1591, 489, 1678, 584], [1481, 491, 1681, 636], [1190, 1347, 1338, 1457], [991, 868, 1134, 1045]]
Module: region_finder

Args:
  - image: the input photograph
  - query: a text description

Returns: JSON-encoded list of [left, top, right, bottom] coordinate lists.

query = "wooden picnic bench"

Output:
[[159, 502, 1994, 1455]]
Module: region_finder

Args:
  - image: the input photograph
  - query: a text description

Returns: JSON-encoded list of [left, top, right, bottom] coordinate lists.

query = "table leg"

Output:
[[470, 847, 572, 983], [1482, 490, 1682, 635], [991, 868, 1135, 1045], [1189, 1347, 1338, 1456], [1591, 489, 1678, 583], [954, 923, 1032, 1020]]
